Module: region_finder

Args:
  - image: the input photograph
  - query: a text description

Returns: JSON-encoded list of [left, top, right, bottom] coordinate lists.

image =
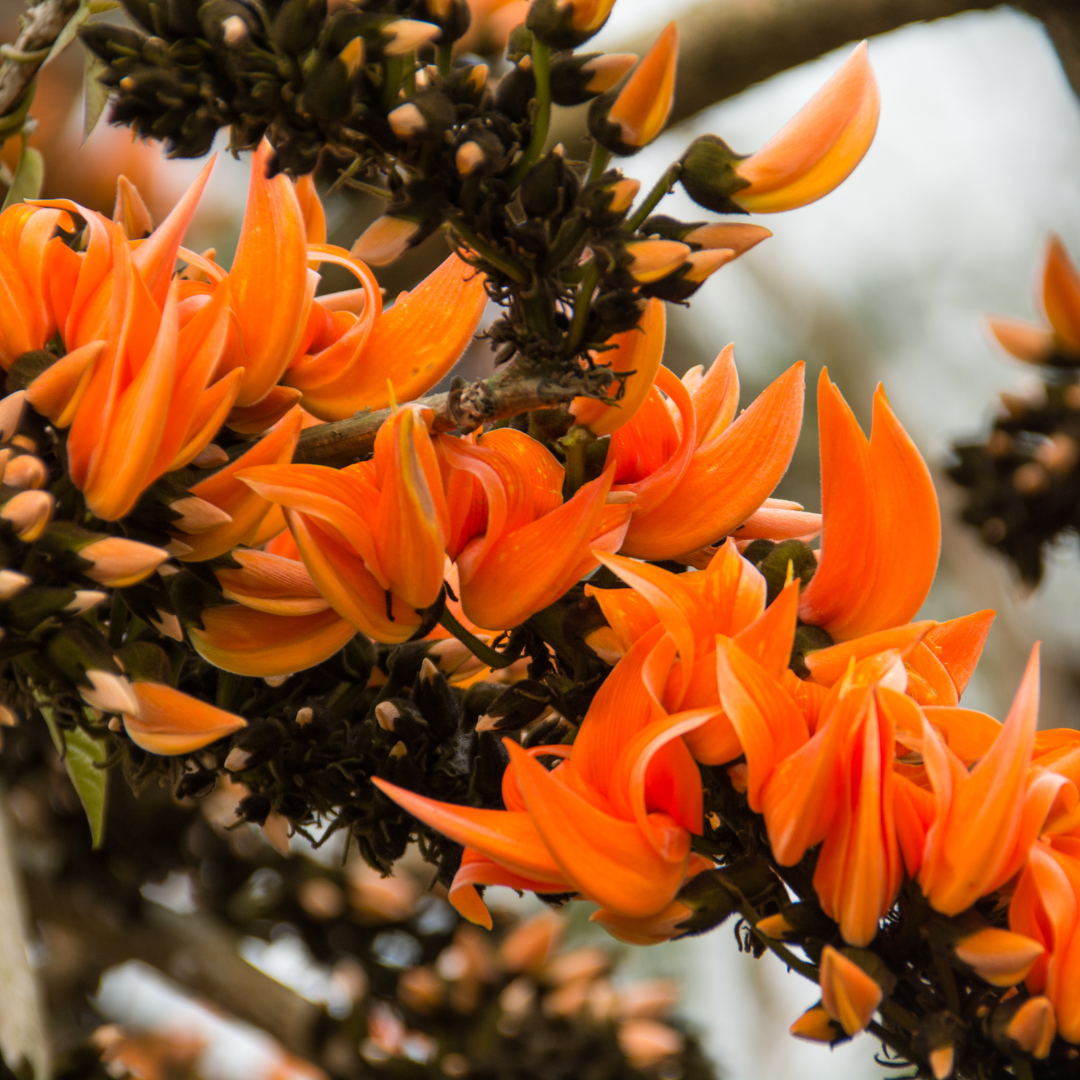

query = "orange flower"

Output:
[[604, 23, 679, 151], [240, 406, 449, 643], [818, 946, 882, 1036], [122, 682, 246, 754], [919, 645, 1077, 916], [988, 235, 1080, 363], [731, 42, 879, 214], [374, 627, 718, 928], [798, 369, 940, 641], [1010, 840, 1080, 1043], [439, 428, 631, 629], [758, 652, 908, 945], [569, 298, 666, 437], [285, 250, 488, 422], [607, 351, 804, 560], [0, 202, 67, 368], [587, 540, 803, 766]]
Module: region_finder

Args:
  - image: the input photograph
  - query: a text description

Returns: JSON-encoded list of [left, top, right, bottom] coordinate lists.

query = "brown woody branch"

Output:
[[0, 0, 80, 124]]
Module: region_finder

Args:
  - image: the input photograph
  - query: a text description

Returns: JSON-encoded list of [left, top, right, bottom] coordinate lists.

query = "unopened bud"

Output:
[[0, 391, 26, 443], [397, 965, 445, 1012], [149, 609, 183, 642], [928, 1047, 954, 1080], [169, 496, 233, 534], [527, 0, 616, 49], [1006, 996, 1055, 1059], [81, 537, 170, 587], [819, 946, 882, 1036], [338, 35, 365, 76], [0, 704, 17, 727], [3, 455, 48, 489], [351, 215, 422, 266], [113, 175, 154, 239], [683, 221, 773, 254], [389, 103, 426, 138], [375, 701, 399, 731], [456, 140, 486, 176], [625, 239, 690, 283], [2, 490, 55, 542], [616, 1019, 683, 1070], [389, 740, 408, 759], [789, 1005, 842, 1043], [550, 51, 636, 106], [224, 746, 252, 772], [678, 134, 750, 213], [0, 570, 31, 600], [755, 913, 796, 940], [1013, 462, 1049, 495], [606, 177, 640, 214], [221, 14, 249, 46], [66, 590, 108, 615], [295, 707, 314, 727], [952, 926, 1044, 987], [1035, 432, 1079, 475], [681, 248, 737, 283], [263, 672, 291, 687], [500, 911, 563, 973], [383, 19, 441, 55], [82, 670, 140, 716]]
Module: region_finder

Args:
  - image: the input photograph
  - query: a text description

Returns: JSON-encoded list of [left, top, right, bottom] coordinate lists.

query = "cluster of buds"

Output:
[[951, 236, 1080, 583]]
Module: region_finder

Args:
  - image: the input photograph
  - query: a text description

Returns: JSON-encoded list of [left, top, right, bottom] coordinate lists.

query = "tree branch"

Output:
[[295, 366, 616, 467], [0, 0, 80, 122]]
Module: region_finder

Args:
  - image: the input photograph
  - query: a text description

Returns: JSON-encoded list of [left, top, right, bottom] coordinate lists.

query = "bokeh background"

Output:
[[6, 1, 1080, 1077]]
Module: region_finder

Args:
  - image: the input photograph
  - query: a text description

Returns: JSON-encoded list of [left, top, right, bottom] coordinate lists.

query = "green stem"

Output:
[[507, 37, 551, 190], [866, 1020, 914, 1064], [560, 427, 594, 496], [438, 607, 521, 670], [436, 42, 452, 78], [931, 945, 962, 1016], [625, 162, 682, 232], [878, 999, 919, 1036], [384, 55, 404, 111], [449, 216, 529, 284], [565, 261, 601, 356], [588, 144, 611, 183]]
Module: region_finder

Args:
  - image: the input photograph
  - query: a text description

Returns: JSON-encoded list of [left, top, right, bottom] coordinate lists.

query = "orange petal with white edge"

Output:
[[178, 407, 302, 562], [733, 43, 879, 214], [804, 622, 935, 686], [372, 775, 567, 884], [189, 604, 357, 676], [228, 140, 313, 407], [819, 946, 882, 1036], [1043, 235, 1080, 354], [122, 681, 246, 755], [923, 609, 995, 697], [798, 368, 874, 629], [287, 510, 421, 643], [25, 340, 105, 427], [299, 254, 486, 419], [506, 739, 689, 918], [620, 362, 804, 560], [571, 298, 665, 436], [986, 316, 1055, 363]]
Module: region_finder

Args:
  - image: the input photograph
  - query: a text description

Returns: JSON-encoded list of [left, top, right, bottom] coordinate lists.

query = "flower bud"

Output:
[[113, 175, 154, 239], [951, 925, 1044, 987], [500, 911, 563, 973], [80, 536, 170, 587], [789, 1005, 843, 1043], [616, 1019, 683, 1069], [985, 316, 1055, 365], [641, 248, 737, 303], [2, 490, 55, 542], [124, 682, 247, 755], [683, 221, 773, 254], [1005, 996, 1056, 1059], [677, 134, 751, 214], [549, 52, 636, 106], [0, 570, 31, 601], [913, 1012, 963, 1080], [624, 239, 690, 283], [388, 91, 456, 140], [819, 946, 882, 1036], [578, 173, 640, 224], [526, 0, 617, 50], [192, 444, 229, 468], [67, 590, 109, 615], [168, 497, 233, 534], [350, 181, 447, 265], [2, 455, 48, 490], [383, 18, 441, 55], [221, 14, 249, 46], [0, 391, 26, 443], [588, 24, 678, 154], [82, 670, 141, 716], [421, 0, 471, 43]]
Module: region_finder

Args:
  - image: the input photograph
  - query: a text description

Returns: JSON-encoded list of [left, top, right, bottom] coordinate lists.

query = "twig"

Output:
[[0, 0, 80, 123]]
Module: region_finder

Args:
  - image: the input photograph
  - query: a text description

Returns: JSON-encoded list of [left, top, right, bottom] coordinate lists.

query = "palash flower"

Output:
[[0, 201, 68, 368], [917, 645, 1078, 916], [439, 427, 632, 629], [586, 539, 804, 766], [756, 651, 910, 946], [373, 625, 720, 927], [121, 682, 246, 754], [240, 405, 449, 643], [987, 235, 1080, 364], [798, 369, 940, 642], [730, 42, 879, 214], [603, 22, 678, 151], [606, 349, 804, 560], [1009, 838, 1080, 1043]]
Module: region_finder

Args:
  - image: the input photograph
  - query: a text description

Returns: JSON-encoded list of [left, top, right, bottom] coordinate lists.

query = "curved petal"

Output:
[[923, 609, 995, 698], [804, 621, 935, 687], [1043, 235, 1080, 353], [691, 344, 740, 445], [449, 848, 572, 928], [123, 680, 245, 755]]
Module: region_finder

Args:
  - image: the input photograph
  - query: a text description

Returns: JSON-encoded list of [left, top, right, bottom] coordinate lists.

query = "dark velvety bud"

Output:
[[80, 22, 148, 63], [166, 0, 202, 36], [122, 0, 157, 33], [388, 89, 457, 140], [578, 171, 639, 225], [454, 125, 506, 177], [5, 350, 59, 394], [520, 150, 567, 219], [175, 770, 218, 799], [549, 51, 636, 106], [639, 214, 697, 242], [679, 134, 751, 214], [461, 682, 505, 732], [198, 1, 260, 48], [238, 792, 271, 824], [494, 60, 536, 123], [414, 658, 461, 742], [45, 621, 121, 688], [2, 587, 78, 632], [117, 641, 172, 684], [422, 0, 471, 44], [272, 0, 327, 53], [790, 623, 834, 678], [526, 0, 615, 50], [752, 538, 818, 605], [476, 679, 553, 733], [589, 290, 647, 337]]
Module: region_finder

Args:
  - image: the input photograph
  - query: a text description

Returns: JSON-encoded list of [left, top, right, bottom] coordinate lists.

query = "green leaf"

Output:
[[61, 726, 109, 849], [1, 142, 43, 210], [84, 53, 110, 142], [46, 0, 91, 65]]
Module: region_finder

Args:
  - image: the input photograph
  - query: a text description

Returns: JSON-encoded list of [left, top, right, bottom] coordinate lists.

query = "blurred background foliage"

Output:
[[6, 0, 1080, 1078]]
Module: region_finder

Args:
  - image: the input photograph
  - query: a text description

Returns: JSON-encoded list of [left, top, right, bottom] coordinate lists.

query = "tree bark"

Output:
[[0, 0, 80, 122]]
